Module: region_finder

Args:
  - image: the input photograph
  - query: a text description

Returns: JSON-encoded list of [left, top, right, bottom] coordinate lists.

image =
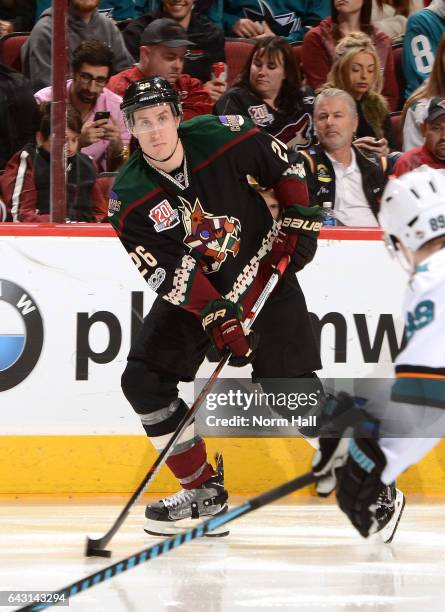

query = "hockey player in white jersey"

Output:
[[313, 165, 445, 539]]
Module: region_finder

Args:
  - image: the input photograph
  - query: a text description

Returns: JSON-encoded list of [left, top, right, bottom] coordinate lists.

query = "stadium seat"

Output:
[[392, 45, 406, 111], [390, 111, 403, 151], [0, 32, 30, 72], [97, 172, 118, 201], [224, 39, 255, 86], [291, 42, 303, 81]]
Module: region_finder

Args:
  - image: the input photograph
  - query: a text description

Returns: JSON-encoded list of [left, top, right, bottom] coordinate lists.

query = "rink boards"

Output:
[[1, 225, 444, 495]]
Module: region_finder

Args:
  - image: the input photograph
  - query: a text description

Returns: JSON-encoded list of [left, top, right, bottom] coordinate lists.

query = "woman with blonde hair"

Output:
[[402, 34, 445, 151], [320, 31, 396, 156], [301, 0, 398, 111]]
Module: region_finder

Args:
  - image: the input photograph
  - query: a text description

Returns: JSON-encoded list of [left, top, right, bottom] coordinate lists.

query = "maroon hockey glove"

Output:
[[201, 299, 258, 367], [271, 206, 321, 272], [278, 204, 323, 271]]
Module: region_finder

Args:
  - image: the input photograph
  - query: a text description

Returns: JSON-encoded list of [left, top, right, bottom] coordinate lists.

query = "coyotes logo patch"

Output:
[[178, 196, 241, 273], [275, 113, 312, 151]]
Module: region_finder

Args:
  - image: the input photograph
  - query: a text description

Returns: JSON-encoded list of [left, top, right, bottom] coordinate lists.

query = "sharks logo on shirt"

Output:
[[244, 0, 302, 36]]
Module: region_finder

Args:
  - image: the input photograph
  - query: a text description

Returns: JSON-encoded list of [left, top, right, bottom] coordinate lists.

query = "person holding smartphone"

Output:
[[35, 40, 130, 171]]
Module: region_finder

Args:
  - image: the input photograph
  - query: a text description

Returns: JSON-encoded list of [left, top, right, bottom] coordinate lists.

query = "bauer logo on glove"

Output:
[[280, 204, 323, 235], [282, 216, 322, 232], [201, 298, 259, 367]]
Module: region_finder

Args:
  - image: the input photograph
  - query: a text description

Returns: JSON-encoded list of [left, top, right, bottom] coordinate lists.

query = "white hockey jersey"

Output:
[[376, 246, 445, 484], [391, 246, 445, 409]]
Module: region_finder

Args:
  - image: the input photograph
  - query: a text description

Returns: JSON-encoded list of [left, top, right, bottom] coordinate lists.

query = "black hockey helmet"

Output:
[[120, 76, 182, 129]]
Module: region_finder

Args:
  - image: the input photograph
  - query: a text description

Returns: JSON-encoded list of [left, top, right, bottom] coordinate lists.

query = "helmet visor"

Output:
[[124, 102, 178, 135]]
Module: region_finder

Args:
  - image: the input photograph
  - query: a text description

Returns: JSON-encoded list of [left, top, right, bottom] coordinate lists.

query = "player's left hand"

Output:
[[311, 391, 357, 496], [277, 204, 323, 271]]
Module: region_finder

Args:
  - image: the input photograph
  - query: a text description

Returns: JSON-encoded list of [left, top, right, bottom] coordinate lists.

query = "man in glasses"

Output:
[[35, 40, 130, 172]]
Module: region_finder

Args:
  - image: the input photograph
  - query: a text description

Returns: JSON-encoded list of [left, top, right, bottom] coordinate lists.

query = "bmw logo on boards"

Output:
[[0, 280, 44, 392]]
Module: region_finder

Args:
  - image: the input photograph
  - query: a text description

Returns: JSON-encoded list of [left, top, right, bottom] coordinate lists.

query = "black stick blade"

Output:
[[85, 537, 112, 558]]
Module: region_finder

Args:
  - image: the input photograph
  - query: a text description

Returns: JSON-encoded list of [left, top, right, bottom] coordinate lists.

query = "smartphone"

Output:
[[94, 111, 110, 122]]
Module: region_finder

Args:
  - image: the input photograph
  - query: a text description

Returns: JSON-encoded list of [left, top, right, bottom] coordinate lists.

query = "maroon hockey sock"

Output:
[[166, 437, 215, 489]]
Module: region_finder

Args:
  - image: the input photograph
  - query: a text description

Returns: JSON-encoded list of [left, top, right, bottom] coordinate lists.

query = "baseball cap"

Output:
[[140, 18, 195, 48], [424, 97, 445, 123]]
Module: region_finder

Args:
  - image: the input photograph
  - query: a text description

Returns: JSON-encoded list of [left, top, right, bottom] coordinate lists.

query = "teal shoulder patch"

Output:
[[392, 377, 445, 409]]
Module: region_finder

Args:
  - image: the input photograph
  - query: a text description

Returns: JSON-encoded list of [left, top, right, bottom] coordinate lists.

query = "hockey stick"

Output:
[[85, 255, 290, 557], [17, 469, 316, 612]]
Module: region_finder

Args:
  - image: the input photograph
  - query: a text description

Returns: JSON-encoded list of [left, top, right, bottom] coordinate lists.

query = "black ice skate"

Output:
[[374, 483, 405, 543], [144, 453, 229, 537]]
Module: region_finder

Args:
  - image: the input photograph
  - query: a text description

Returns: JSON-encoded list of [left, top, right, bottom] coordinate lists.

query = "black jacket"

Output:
[[0, 63, 37, 171], [214, 85, 315, 151], [122, 11, 225, 83], [297, 144, 389, 220], [2, 143, 100, 222]]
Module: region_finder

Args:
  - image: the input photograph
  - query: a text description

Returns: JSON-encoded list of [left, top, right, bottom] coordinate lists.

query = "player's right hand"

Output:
[[201, 299, 258, 367], [311, 392, 378, 496], [336, 436, 388, 538]]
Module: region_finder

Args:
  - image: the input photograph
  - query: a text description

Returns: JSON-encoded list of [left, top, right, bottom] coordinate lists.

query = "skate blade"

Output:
[[144, 506, 230, 538], [379, 489, 405, 544]]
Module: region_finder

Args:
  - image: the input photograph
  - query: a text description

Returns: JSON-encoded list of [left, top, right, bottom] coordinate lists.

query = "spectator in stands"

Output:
[[122, 0, 226, 101], [392, 98, 445, 176], [214, 36, 315, 153], [36, 1, 135, 21], [1, 104, 107, 223], [402, 0, 445, 99], [402, 33, 445, 150], [22, 0, 133, 92], [34, 41, 130, 172], [107, 18, 213, 118], [371, 0, 423, 42], [298, 88, 389, 226], [0, 0, 14, 35], [218, 0, 330, 44], [320, 33, 396, 156], [0, 61, 38, 172], [302, 0, 398, 111]]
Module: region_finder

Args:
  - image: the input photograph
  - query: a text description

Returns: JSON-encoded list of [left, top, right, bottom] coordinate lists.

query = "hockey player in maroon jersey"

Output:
[[108, 76, 323, 536]]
